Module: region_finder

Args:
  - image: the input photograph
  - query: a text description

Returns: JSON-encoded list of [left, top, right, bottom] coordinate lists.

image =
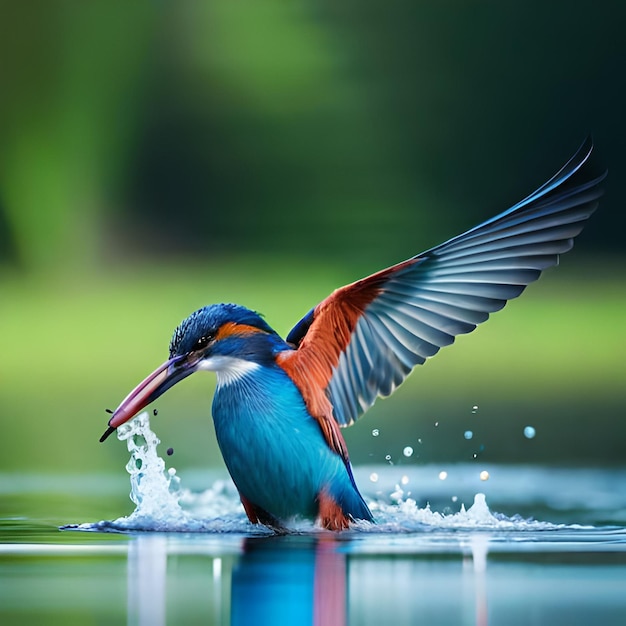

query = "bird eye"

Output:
[[195, 334, 213, 350]]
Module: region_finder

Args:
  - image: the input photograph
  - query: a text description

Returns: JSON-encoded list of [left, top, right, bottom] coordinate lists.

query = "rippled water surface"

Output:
[[2, 414, 625, 625]]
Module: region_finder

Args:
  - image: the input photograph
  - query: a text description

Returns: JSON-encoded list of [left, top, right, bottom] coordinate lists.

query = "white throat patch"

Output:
[[197, 355, 261, 387]]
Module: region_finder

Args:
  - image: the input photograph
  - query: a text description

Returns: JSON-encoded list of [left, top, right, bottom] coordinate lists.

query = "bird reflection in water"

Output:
[[126, 533, 494, 625], [126, 535, 347, 626], [231, 536, 346, 626]]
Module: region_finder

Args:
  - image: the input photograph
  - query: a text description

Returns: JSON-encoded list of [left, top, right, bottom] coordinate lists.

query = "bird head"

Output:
[[99, 303, 278, 442]]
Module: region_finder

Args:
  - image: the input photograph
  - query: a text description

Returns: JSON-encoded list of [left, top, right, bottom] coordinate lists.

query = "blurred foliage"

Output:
[[0, 2, 155, 270], [0, 1, 624, 270], [0, 2, 624, 474]]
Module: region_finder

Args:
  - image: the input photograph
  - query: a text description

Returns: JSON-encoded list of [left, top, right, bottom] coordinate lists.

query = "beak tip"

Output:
[[99, 426, 116, 443]]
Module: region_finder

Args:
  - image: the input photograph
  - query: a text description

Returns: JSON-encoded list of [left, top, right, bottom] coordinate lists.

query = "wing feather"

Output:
[[281, 137, 605, 427]]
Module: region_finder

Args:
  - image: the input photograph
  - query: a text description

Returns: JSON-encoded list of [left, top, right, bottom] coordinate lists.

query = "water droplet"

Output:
[[166, 447, 174, 456], [480, 470, 489, 481], [403, 446, 414, 457], [524, 426, 536, 439], [372, 429, 380, 437], [434, 421, 439, 427], [451, 495, 458, 503], [472, 453, 478, 459], [401, 475, 409, 485], [153, 408, 158, 416], [417, 438, 423, 444], [464, 430, 473, 440], [438, 471, 448, 481], [369, 472, 379, 483], [471, 405, 479, 414]]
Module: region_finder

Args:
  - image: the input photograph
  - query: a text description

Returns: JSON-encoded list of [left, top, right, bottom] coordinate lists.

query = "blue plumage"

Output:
[[101, 138, 604, 531], [212, 360, 371, 525], [169, 303, 278, 359]]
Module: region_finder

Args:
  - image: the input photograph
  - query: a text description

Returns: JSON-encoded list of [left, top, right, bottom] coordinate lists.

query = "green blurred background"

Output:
[[1, 1, 624, 478]]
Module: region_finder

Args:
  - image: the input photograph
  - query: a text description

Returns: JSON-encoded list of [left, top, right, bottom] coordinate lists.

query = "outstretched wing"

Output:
[[279, 137, 605, 427]]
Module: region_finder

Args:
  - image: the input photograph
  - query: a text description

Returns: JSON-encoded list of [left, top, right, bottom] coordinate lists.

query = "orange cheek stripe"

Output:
[[215, 322, 265, 340]]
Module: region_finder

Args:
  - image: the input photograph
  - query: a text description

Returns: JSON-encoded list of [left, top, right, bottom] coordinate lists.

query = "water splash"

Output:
[[73, 412, 577, 535], [75, 413, 262, 534], [364, 487, 567, 533], [121, 413, 184, 524]]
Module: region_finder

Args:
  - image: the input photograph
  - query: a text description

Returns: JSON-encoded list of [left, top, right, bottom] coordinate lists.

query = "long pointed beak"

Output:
[[99, 354, 195, 442]]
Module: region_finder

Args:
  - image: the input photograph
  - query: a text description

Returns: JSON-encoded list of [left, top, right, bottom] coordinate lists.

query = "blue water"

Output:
[[1, 413, 625, 625]]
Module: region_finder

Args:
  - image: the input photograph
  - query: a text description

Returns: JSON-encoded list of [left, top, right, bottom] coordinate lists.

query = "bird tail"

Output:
[[334, 463, 374, 524]]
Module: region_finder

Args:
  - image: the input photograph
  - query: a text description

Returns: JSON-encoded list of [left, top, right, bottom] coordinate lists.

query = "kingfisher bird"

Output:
[[100, 138, 604, 531]]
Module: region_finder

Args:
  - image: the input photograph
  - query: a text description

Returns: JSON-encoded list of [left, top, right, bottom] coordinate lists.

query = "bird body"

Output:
[[101, 138, 605, 531], [210, 337, 372, 528]]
